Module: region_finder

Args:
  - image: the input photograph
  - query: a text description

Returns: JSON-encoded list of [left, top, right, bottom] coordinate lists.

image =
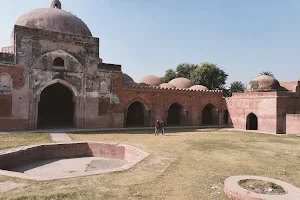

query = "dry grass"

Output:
[[1, 130, 300, 200], [0, 133, 51, 152]]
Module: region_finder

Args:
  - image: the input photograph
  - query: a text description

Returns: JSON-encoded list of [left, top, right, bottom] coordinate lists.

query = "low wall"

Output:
[[286, 114, 300, 134], [0, 142, 142, 170]]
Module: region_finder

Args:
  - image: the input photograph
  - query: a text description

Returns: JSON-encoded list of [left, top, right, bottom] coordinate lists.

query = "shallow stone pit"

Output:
[[239, 179, 286, 195], [224, 175, 300, 200], [0, 142, 148, 180]]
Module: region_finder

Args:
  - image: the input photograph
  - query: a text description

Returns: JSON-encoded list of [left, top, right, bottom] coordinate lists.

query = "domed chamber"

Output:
[[160, 83, 176, 89], [189, 85, 208, 91], [169, 78, 193, 89], [138, 75, 163, 86], [247, 75, 280, 92], [122, 73, 138, 86], [11, 0, 91, 45]]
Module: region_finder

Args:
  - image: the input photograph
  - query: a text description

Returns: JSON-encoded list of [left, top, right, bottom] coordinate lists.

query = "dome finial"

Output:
[[50, 0, 62, 9]]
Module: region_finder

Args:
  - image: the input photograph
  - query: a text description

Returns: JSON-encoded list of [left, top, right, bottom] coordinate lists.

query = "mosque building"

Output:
[[0, 0, 299, 134]]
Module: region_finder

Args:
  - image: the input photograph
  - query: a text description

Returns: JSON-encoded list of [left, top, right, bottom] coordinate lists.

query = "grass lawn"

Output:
[[0, 133, 51, 152], [1, 130, 300, 199]]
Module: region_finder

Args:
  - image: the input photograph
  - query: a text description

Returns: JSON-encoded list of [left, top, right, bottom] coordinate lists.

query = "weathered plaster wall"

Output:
[[0, 64, 27, 130], [286, 114, 300, 134], [226, 92, 278, 133]]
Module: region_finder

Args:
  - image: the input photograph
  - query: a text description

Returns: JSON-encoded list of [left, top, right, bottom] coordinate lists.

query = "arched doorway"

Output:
[[224, 109, 229, 125], [246, 113, 258, 130], [202, 104, 218, 125], [126, 101, 145, 127], [167, 103, 185, 126], [38, 83, 74, 129]]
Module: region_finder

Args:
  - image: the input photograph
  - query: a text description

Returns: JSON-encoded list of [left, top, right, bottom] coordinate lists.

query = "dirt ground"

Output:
[[1, 130, 300, 200]]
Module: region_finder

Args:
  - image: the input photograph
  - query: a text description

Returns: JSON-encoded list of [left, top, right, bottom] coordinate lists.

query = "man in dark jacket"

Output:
[[155, 120, 160, 135], [160, 120, 165, 136]]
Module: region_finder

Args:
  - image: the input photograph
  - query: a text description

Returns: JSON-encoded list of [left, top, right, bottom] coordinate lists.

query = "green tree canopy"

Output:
[[163, 69, 177, 83], [260, 71, 274, 77], [229, 81, 246, 97], [190, 62, 228, 90], [176, 63, 198, 79]]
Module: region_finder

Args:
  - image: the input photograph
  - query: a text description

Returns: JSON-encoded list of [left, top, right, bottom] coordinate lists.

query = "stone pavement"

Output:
[[50, 133, 72, 142]]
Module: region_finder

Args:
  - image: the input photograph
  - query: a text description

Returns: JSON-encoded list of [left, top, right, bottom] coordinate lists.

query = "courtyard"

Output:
[[0, 129, 300, 199]]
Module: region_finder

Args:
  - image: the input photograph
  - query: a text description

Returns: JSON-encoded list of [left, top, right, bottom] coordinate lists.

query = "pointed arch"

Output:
[[32, 50, 83, 72], [100, 80, 109, 93], [37, 82, 74, 128], [36, 79, 78, 102], [246, 113, 258, 130], [202, 103, 219, 125], [167, 102, 188, 126], [125, 101, 148, 127], [0, 73, 11, 89], [125, 97, 150, 111], [167, 100, 188, 111]]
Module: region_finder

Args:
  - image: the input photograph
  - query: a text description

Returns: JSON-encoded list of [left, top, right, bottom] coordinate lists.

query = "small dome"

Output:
[[11, 2, 91, 45], [190, 85, 208, 91], [160, 83, 176, 89], [122, 73, 134, 83], [247, 75, 280, 91], [169, 78, 193, 89], [138, 75, 163, 86]]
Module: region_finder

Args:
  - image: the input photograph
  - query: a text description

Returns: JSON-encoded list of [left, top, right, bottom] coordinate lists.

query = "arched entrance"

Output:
[[167, 103, 186, 126], [38, 83, 74, 129], [202, 104, 218, 125], [246, 113, 258, 130], [126, 101, 146, 127], [224, 109, 229, 125]]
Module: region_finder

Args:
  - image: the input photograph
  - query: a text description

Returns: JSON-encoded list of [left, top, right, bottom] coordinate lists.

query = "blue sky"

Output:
[[0, 0, 299, 86]]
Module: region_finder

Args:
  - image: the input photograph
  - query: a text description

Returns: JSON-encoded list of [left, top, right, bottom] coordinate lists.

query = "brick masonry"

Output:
[[0, 142, 149, 180], [286, 114, 300, 135], [0, 14, 299, 134]]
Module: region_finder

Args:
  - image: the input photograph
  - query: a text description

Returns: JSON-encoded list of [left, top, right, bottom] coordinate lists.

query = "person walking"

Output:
[[155, 120, 160, 135], [160, 120, 165, 136]]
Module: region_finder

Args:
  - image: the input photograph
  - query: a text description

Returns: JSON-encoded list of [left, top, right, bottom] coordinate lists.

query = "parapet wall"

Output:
[[286, 114, 300, 134], [0, 53, 14, 64]]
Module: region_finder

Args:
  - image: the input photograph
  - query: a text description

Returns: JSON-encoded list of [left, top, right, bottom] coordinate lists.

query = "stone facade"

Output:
[[226, 87, 300, 134], [0, 1, 299, 134], [0, 24, 225, 131]]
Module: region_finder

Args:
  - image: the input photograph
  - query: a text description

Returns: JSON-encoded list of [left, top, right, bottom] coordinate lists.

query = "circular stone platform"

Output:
[[0, 142, 148, 180], [224, 175, 300, 200]]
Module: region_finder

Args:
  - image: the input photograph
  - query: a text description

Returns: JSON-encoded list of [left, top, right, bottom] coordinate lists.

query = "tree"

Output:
[[229, 81, 246, 96], [176, 63, 198, 79], [260, 71, 274, 77], [163, 69, 177, 83], [230, 81, 246, 93], [219, 86, 231, 97], [190, 62, 228, 90]]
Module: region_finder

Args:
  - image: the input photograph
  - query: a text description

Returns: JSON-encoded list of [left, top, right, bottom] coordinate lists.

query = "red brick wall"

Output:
[[121, 87, 224, 127], [0, 65, 25, 89], [286, 114, 300, 134], [0, 95, 12, 117], [0, 119, 28, 131]]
